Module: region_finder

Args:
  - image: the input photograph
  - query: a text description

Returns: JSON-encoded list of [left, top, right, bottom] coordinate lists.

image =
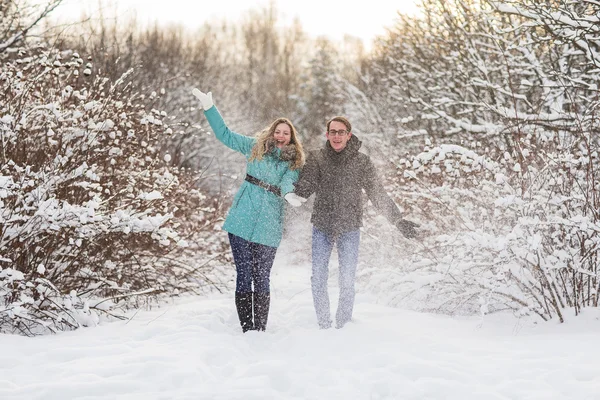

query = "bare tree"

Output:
[[1, 0, 62, 53]]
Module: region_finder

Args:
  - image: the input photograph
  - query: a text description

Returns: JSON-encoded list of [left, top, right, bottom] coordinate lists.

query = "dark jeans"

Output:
[[228, 233, 277, 293], [311, 227, 360, 328]]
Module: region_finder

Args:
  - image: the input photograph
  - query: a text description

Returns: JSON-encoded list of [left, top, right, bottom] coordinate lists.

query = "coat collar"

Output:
[[324, 134, 362, 161]]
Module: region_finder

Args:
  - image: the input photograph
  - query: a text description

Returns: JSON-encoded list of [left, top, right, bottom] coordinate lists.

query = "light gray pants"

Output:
[[311, 227, 360, 329]]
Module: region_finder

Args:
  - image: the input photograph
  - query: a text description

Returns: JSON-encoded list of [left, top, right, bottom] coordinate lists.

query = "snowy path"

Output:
[[1, 263, 599, 400]]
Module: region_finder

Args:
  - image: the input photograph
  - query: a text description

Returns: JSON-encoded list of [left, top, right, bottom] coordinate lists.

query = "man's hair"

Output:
[[326, 116, 352, 133]]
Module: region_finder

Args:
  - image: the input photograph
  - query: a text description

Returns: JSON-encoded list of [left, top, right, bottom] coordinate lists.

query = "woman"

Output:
[[192, 89, 305, 332]]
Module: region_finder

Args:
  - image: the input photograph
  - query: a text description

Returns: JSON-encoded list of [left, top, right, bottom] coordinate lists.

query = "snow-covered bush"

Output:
[[0, 40, 227, 335], [365, 0, 600, 321]]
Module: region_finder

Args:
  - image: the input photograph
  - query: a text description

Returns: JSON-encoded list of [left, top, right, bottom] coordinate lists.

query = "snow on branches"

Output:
[[366, 0, 600, 321], [0, 45, 223, 335]]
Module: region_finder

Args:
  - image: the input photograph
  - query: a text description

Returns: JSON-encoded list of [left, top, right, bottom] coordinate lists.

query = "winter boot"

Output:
[[253, 292, 271, 331], [235, 292, 254, 332]]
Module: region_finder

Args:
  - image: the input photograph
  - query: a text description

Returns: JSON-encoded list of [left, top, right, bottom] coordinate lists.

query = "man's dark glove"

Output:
[[397, 219, 419, 239]]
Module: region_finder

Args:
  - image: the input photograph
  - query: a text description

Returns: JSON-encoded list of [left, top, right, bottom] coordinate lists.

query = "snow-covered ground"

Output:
[[2, 260, 600, 400]]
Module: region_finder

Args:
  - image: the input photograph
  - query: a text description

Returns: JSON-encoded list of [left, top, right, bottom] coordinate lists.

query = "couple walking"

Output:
[[193, 89, 418, 332]]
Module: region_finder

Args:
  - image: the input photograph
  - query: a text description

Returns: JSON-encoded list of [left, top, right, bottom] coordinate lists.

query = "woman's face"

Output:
[[273, 123, 292, 148]]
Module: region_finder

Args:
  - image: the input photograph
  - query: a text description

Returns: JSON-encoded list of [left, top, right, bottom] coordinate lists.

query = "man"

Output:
[[286, 116, 418, 329]]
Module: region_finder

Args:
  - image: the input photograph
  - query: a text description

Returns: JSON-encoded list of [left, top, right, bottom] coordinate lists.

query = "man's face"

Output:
[[326, 121, 351, 152]]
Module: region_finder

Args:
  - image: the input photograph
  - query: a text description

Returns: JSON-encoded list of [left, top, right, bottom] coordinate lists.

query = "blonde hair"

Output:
[[249, 118, 305, 170]]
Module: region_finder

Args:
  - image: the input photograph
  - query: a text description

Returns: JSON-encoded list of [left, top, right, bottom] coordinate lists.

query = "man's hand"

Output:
[[192, 88, 214, 111], [397, 219, 419, 239], [284, 193, 307, 207]]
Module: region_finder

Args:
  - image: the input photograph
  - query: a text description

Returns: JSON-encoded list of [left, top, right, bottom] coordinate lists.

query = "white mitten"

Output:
[[284, 193, 307, 207], [192, 88, 214, 111]]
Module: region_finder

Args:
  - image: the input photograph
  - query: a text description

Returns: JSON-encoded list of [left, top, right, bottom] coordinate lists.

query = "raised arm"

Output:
[[193, 88, 255, 155]]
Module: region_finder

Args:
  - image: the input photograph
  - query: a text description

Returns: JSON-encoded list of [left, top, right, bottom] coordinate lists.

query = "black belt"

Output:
[[245, 174, 281, 197]]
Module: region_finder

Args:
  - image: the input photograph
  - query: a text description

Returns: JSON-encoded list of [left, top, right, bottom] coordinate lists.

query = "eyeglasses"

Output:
[[328, 129, 349, 136]]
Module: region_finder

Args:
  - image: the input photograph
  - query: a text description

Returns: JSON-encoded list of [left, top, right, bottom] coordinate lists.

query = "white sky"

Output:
[[48, 0, 420, 45]]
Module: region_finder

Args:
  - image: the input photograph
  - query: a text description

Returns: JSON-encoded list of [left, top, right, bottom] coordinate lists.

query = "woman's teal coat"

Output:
[[204, 106, 299, 248]]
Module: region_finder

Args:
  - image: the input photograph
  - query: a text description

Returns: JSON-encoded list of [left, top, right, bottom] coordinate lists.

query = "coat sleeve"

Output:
[[362, 157, 404, 226], [279, 167, 300, 196], [204, 106, 255, 156], [293, 151, 319, 199]]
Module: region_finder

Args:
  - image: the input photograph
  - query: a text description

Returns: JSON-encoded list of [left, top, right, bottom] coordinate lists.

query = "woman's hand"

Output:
[[284, 193, 307, 207], [192, 88, 214, 111]]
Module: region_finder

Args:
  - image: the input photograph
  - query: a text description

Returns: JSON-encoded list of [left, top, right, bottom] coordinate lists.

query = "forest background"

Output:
[[1, 0, 599, 335]]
